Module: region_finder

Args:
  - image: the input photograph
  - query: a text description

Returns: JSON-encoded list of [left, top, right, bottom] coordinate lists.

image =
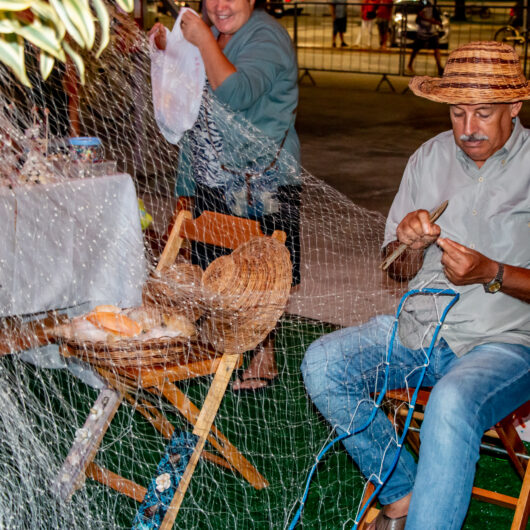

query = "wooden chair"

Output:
[[359, 389, 530, 529], [55, 209, 288, 523]]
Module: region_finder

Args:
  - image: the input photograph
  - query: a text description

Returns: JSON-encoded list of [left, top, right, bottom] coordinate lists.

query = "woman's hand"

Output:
[[148, 22, 167, 50], [180, 10, 212, 48]]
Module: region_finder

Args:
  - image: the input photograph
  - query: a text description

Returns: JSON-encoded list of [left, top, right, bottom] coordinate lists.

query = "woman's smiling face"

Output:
[[206, 0, 255, 35]]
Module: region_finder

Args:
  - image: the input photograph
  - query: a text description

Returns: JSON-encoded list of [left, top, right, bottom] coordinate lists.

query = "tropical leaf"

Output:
[[63, 40, 85, 84], [0, 11, 20, 33], [39, 50, 55, 80], [30, 0, 66, 41], [0, 0, 32, 11], [15, 18, 65, 61], [116, 0, 133, 13], [48, 0, 85, 47], [90, 0, 109, 58], [62, 0, 95, 48], [0, 33, 30, 86]]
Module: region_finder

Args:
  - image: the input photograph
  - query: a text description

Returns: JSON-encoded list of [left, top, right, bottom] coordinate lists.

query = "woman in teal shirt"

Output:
[[150, 0, 301, 391]]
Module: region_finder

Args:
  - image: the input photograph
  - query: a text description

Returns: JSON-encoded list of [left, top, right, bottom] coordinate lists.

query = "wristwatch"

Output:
[[483, 262, 504, 294]]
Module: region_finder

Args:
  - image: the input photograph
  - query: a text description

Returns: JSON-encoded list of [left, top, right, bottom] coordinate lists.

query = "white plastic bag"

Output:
[[150, 8, 205, 144]]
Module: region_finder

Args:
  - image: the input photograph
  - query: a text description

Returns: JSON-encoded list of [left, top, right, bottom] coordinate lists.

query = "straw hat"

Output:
[[200, 236, 292, 355], [409, 41, 530, 104]]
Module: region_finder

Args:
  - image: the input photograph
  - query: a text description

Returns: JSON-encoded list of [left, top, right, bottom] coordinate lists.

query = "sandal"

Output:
[[231, 376, 277, 393], [372, 510, 407, 530]]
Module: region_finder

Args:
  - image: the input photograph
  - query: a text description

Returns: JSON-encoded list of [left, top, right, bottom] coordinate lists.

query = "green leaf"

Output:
[[49, 0, 85, 48], [0, 12, 21, 33], [116, 0, 134, 13], [63, 40, 85, 84], [39, 50, 55, 80], [15, 18, 65, 60], [0, 0, 32, 11], [90, 0, 110, 57], [0, 33, 30, 87], [30, 0, 66, 40], [62, 0, 95, 49]]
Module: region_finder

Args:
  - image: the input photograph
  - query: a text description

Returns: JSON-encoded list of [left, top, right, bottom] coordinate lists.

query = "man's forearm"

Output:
[[500, 265, 530, 303], [383, 241, 425, 281]]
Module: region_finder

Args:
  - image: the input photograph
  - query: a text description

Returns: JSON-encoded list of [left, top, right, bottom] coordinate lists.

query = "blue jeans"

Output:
[[301, 315, 530, 529]]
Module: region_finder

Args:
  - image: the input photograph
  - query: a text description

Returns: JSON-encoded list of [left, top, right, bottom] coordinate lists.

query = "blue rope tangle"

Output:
[[288, 287, 460, 530]]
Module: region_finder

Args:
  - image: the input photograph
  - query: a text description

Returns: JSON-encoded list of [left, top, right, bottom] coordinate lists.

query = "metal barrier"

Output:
[[271, 2, 530, 82]]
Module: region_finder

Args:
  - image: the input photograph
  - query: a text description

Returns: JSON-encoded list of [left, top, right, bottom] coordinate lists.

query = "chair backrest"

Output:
[[156, 210, 287, 272]]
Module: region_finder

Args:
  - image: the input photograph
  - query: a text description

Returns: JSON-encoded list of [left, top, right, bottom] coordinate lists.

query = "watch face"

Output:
[[488, 281, 502, 293]]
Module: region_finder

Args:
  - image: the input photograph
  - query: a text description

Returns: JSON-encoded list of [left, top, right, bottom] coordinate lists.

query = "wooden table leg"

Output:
[[156, 380, 269, 490], [55, 386, 122, 501], [159, 352, 240, 530]]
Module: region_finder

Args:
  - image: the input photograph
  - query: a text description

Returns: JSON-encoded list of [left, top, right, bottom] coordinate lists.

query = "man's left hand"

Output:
[[438, 238, 498, 285]]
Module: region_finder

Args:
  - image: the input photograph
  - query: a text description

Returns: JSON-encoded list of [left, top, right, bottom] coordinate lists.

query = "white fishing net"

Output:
[[0, 10, 518, 530]]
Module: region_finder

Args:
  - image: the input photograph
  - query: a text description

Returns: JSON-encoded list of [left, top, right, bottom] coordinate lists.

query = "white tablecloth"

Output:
[[0, 173, 146, 317]]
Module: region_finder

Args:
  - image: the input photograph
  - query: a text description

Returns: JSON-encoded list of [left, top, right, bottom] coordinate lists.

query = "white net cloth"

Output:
[[0, 17, 507, 530]]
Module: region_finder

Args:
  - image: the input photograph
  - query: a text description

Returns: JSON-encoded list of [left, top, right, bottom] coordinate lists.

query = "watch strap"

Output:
[[483, 262, 504, 293]]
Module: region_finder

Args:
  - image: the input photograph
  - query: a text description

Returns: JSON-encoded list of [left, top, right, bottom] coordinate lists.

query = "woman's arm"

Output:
[[180, 11, 236, 90]]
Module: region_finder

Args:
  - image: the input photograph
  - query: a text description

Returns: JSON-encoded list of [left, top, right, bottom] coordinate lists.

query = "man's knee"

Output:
[[420, 377, 476, 442], [301, 339, 329, 400]]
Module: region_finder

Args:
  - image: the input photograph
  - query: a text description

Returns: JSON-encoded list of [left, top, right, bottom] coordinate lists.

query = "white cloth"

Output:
[[0, 173, 146, 317]]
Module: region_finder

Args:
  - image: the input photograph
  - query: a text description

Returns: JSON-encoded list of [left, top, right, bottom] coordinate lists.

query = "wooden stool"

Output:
[[359, 389, 530, 529]]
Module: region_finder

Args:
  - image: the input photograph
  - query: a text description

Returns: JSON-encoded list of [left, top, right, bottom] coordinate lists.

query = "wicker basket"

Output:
[[199, 237, 292, 354], [51, 236, 291, 367], [52, 308, 198, 370], [143, 262, 205, 321]]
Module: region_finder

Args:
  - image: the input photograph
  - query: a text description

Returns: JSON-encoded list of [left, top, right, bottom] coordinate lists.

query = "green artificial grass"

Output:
[[3, 317, 528, 529]]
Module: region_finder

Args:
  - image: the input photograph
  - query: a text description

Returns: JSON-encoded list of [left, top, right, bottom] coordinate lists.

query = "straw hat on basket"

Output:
[[200, 236, 292, 355], [409, 41, 530, 104]]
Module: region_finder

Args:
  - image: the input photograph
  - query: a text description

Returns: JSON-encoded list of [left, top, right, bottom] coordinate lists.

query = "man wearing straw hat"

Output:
[[302, 41, 529, 529]]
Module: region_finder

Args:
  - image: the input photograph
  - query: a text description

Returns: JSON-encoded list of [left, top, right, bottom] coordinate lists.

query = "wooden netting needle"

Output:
[[380, 200, 449, 271]]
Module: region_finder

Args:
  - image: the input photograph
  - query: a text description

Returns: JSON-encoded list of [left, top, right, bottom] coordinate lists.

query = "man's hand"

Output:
[[148, 22, 167, 50], [396, 209, 441, 250], [438, 238, 497, 285], [180, 10, 212, 48]]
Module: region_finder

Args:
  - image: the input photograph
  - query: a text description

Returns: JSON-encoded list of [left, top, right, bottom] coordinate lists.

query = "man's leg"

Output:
[[407, 342, 530, 529], [302, 315, 429, 506], [433, 47, 444, 76], [407, 38, 424, 73]]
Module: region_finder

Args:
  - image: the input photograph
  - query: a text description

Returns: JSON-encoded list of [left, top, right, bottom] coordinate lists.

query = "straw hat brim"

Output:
[[409, 75, 530, 104], [200, 236, 292, 354]]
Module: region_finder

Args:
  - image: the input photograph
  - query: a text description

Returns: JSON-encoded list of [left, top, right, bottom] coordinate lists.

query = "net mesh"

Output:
[[0, 12, 518, 530]]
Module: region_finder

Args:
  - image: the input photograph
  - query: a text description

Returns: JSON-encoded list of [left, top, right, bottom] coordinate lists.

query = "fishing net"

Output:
[[0, 8, 520, 530]]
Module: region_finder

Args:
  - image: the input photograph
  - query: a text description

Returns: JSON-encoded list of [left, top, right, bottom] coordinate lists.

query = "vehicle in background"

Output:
[[389, 0, 451, 49], [266, 0, 304, 18]]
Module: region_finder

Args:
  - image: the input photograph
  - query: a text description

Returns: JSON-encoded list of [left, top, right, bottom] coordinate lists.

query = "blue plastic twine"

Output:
[[288, 287, 459, 530]]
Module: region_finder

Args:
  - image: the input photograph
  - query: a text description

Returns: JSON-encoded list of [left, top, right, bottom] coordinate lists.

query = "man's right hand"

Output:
[[396, 209, 441, 250], [148, 22, 167, 50]]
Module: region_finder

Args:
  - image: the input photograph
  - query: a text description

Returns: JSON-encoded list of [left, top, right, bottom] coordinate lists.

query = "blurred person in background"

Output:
[[406, 0, 444, 75], [376, 0, 392, 49], [330, 0, 349, 47], [354, 0, 379, 48]]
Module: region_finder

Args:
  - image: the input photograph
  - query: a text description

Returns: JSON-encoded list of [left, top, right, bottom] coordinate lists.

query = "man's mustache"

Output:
[[460, 133, 489, 142]]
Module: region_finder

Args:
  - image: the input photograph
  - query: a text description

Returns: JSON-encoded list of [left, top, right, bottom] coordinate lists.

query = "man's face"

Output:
[[450, 102, 522, 168]]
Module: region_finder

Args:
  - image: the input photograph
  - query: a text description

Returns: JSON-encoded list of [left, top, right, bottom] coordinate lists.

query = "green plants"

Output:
[[0, 0, 133, 87]]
